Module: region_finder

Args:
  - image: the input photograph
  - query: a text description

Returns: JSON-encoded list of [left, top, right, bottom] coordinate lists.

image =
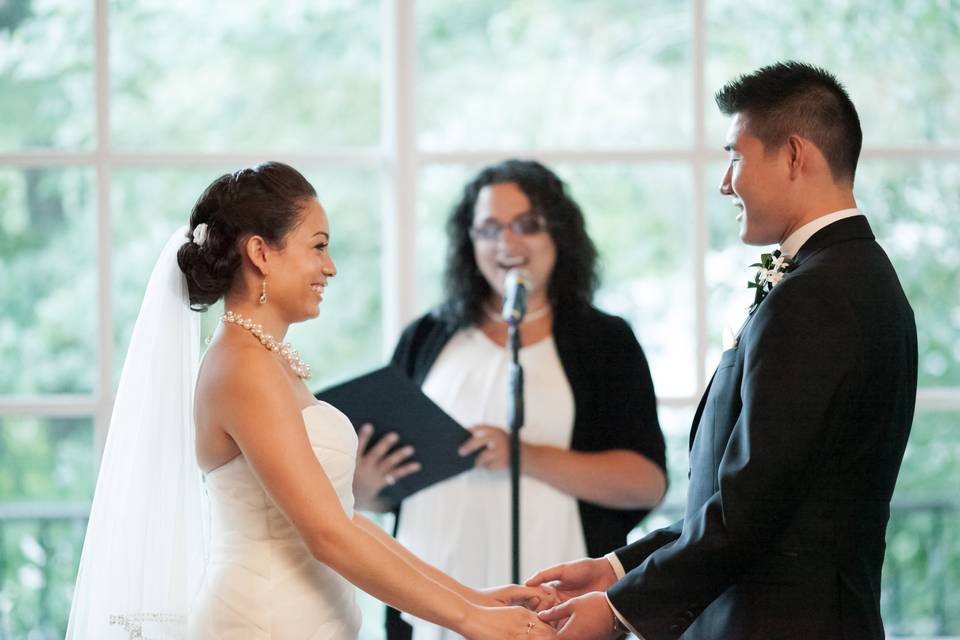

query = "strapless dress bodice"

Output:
[[188, 402, 362, 640]]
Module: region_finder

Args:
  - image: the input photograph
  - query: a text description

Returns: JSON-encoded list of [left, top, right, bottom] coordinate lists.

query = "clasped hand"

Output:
[[486, 557, 624, 639]]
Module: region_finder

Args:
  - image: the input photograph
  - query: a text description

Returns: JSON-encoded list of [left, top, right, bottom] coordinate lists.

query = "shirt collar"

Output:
[[780, 208, 862, 258]]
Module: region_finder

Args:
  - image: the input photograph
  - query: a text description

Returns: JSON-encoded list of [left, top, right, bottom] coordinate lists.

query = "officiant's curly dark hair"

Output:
[[178, 162, 317, 311], [440, 159, 599, 328]]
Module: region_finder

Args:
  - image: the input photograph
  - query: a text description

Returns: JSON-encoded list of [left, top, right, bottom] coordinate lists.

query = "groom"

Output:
[[528, 62, 918, 639]]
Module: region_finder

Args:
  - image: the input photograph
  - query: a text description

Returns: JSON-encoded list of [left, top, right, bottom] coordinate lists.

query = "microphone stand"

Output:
[[506, 318, 524, 584]]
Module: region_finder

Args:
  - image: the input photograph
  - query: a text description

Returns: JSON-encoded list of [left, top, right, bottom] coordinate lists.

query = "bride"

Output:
[[66, 162, 555, 640]]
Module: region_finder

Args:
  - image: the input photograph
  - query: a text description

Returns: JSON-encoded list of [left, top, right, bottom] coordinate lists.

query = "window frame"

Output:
[[0, 0, 956, 478]]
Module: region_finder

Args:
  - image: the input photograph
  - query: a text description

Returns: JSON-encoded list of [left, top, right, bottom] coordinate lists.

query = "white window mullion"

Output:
[[380, 0, 418, 352], [0, 396, 98, 416], [692, 0, 709, 395], [94, 0, 112, 460], [418, 149, 699, 165], [108, 150, 385, 168], [916, 389, 960, 411]]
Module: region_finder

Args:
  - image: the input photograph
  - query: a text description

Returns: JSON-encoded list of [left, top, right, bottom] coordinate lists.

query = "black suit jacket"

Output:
[[607, 216, 918, 639]]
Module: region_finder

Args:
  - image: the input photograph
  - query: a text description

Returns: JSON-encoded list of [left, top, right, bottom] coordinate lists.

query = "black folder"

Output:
[[315, 365, 479, 506]]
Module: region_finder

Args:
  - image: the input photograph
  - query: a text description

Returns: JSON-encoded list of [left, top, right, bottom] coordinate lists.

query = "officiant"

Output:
[[350, 159, 668, 640]]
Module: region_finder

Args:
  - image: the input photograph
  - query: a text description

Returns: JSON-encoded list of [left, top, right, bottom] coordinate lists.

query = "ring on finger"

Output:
[[384, 473, 396, 486]]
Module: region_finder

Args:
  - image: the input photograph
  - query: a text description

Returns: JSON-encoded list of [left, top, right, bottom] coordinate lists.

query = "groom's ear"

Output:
[[243, 234, 271, 275], [785, 134, 805, 179]]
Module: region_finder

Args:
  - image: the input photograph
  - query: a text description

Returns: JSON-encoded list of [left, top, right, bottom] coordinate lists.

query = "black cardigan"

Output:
[[389, 303, 667, 557], [385, 304, 667, 640]]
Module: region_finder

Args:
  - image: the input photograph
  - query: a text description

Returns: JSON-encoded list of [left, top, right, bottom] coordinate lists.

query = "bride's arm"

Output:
[[352, 513, 546, 609], [213, 353, 549, 639]]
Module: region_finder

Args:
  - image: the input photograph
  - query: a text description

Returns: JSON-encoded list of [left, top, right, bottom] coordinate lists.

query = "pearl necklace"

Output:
[[483, 303, 551, 325], [221, 310, 312, 380]]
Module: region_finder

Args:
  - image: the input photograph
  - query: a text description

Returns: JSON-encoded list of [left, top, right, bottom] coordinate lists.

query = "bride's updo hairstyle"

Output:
[[177, 162, 317, 311]]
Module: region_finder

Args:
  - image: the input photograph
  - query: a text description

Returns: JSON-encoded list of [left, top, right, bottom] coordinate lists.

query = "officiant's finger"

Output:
[[458, 433, 493, 457], [476, 447, 506, 470], [391, 461, 421, 480], [380, 445, 416, 471], [357, 423, 374, 453], [367, 431, 400, 461]]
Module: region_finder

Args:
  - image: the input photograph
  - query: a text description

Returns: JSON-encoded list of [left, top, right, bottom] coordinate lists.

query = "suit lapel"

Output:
[[688, 368, 718, 451], [688, 218, 875, 461]]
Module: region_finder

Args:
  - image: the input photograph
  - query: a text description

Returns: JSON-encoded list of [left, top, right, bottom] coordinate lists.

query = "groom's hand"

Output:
[[525, 557, 618, 606], [538, 591, 621, 640]]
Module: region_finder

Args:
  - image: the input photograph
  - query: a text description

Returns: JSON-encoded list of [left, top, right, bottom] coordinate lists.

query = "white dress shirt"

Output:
[[779, 208, 862, 257]]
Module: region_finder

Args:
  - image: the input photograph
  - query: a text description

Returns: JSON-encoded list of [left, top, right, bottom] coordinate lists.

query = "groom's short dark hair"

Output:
[[715, 61, 862, 184]]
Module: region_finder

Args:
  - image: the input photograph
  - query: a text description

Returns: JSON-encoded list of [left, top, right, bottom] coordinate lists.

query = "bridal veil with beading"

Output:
[[66, 227, 206, 639]]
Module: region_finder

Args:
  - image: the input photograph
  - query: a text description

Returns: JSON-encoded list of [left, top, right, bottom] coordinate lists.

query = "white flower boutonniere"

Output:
[[747, 250, 795, 313]]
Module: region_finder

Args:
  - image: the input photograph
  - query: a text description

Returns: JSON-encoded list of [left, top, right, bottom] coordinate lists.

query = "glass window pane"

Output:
[[417, 162, 696, 397], [415, 164, 477, 315], [0, 416, 95, 502], [109, 0, 381, 151], [857, 161, 960, 388], [0, 4, 94, 150], [704, 161, 762, 371], [883, 410, 960, 635], [705, 0, 960, 147], [637, 405, 694, 535], [565, 164, 696, 397], [0, 416, 93, 638], [705, 159, 960, 388], [112, 167, 383, 392], [110, 168, 225, 388], [288, 170, 383, 389], [417, 1, 692, 150], [0, 168, 97, 394]]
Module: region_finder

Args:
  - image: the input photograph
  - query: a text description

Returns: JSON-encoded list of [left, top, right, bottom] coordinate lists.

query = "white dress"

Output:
[[188, 403, 363, 640], [396, 328, 586, 640]]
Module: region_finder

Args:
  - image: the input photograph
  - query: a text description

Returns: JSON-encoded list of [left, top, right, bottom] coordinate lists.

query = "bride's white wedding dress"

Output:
[[188, 403, 363, 640]]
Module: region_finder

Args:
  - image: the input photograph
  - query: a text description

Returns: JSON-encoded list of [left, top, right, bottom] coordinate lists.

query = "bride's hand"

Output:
[[460, 605, 556, 640], [476, 584, 560, 611]]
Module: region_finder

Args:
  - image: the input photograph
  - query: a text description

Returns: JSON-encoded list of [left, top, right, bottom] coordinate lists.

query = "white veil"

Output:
[[66, 227, 207, 639]]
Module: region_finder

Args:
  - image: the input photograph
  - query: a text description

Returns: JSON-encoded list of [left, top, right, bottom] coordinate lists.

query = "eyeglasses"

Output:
[[469, 212, 549, 242]]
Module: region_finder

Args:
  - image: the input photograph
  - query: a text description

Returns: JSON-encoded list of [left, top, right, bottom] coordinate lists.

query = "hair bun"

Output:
[[176, 162, 317, 312]]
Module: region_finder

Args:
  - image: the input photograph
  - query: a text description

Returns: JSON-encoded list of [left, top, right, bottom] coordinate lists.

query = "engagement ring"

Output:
[[384, 474, 396, 486]]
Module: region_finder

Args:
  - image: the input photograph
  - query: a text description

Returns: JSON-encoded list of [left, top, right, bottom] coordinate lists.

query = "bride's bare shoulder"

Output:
[[197, 334, 290, 407]]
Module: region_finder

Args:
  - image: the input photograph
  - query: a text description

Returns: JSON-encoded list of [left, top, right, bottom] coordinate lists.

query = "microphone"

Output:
[[501, 268, 532, 325]]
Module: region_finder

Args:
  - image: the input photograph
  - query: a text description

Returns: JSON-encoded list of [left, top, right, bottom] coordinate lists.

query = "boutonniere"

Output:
[[747, 250, 795, 313]]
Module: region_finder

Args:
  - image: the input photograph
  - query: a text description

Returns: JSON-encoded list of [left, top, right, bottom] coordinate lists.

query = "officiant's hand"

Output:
[[353, 424, 421, 512], [525, 557, 618, 605], [538, 591, 621, 639], [459, 424, 524, 471]]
